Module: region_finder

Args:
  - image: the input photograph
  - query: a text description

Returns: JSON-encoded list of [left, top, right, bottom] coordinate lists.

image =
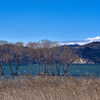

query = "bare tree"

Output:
[[60, 45, 79, 76], [22, 47, 29, 75], [53, 42, 61, 76], [4, 44, 15, 75], [4, 42, 24, 75], [34, 42, 42, 75], [40, 40, 59, 76], [46, 44, 56, 76], [26, 42, 36, 75], [0, 45, 6, 75], [0, 40, 8, 45], [40, 39, 53, 75], [14, 42, 24, 75]]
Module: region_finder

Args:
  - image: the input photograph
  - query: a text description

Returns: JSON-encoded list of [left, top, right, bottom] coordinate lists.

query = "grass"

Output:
[[0, 76, 100, 100]]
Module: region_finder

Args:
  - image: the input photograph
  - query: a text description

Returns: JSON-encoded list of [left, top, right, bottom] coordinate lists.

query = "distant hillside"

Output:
[[68, 44, 80, 47], [71, 42, 100, 63]]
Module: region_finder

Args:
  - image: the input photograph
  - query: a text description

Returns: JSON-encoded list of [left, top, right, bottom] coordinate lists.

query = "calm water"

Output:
[[1, 64, 100, 77]]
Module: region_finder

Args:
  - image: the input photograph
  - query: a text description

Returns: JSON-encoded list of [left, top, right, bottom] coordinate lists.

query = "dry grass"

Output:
[[0, 76, 100, 100]]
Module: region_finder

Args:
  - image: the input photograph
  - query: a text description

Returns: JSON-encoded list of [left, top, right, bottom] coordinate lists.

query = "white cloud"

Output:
[[59, 36, 100, 45], [85, 36, 100, 42]]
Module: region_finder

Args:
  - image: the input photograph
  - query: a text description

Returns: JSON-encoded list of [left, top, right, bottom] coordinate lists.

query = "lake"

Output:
[[1, 64, 100, 78]]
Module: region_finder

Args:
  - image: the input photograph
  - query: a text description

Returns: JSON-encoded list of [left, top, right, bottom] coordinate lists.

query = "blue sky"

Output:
[[0, 0, 100, 43]]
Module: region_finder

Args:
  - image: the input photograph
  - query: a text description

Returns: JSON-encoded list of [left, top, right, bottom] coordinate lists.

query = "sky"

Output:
[[0, 0, 100, 43]]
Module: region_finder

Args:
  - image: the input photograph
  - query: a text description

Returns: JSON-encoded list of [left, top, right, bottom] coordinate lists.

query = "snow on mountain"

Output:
[[59, 36, 100, 45]]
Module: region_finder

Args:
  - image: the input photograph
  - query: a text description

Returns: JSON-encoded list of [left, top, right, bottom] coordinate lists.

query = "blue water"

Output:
[[1, 64, 100, 77]]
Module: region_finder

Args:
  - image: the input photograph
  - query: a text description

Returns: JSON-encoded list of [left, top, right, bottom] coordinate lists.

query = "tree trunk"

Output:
[[15, 67, 19, 75], [37, 62, 40, 75], [15, 68, 18, 75], [57, 70, 59, 76], [63, 64, 69, 76], [15, 64, 20, 75], [63, 64, 65, 72], [8, 63, 15, 75], [40, 65, 44, 73], [0, 64, 3, 75], [47, 64, 49, 75], [55, 62, 60, 76], [58, 63, 60, 76], [25, 63, 28, 75], [43, 57, 46, 74], [44, 63, 46, 74], [50, 64, 54, 76]]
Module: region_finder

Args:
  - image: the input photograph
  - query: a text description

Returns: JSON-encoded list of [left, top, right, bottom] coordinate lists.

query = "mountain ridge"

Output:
[[69, 42, 100, 63]]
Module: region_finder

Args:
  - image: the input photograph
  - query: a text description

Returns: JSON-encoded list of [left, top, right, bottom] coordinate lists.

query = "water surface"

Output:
[[1, 64, 100, 78]]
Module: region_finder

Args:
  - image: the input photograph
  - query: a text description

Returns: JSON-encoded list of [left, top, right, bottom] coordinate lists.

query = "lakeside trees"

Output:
[[4, 44, 15, 75], [0, 40, 79, 76], [0, 41, 8, 75], [14, 42, 24, 75], [60, 45, 79, 75], [0, 45, 5, 75]]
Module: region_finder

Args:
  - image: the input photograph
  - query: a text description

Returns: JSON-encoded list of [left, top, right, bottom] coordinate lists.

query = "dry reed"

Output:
[[0, 76, 100, 100]]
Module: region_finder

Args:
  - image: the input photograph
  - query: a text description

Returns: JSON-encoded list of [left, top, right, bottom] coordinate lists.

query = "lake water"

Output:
[[1, 64, 100, 78]]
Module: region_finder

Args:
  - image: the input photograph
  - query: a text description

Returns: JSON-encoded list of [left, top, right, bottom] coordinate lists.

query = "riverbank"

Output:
[[0, 76, 100, 100]]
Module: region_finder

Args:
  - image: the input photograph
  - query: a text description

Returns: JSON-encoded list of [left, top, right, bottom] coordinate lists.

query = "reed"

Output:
[[0, 76, 100, 100]]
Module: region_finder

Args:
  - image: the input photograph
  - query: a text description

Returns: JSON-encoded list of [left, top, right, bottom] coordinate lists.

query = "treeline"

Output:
[[0, 40, 79, 76]]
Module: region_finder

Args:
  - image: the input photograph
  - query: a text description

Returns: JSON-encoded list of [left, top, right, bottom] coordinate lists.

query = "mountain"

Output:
[[68, 44, 80, 47], [71, 42, 100, 63]]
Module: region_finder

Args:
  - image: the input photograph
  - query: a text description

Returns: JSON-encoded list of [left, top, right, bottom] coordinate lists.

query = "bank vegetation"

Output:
[[0, 76, 100, 100]]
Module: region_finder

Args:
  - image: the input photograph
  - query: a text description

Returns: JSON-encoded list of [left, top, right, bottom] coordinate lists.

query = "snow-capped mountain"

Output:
[[59, 36, 100, 45]]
